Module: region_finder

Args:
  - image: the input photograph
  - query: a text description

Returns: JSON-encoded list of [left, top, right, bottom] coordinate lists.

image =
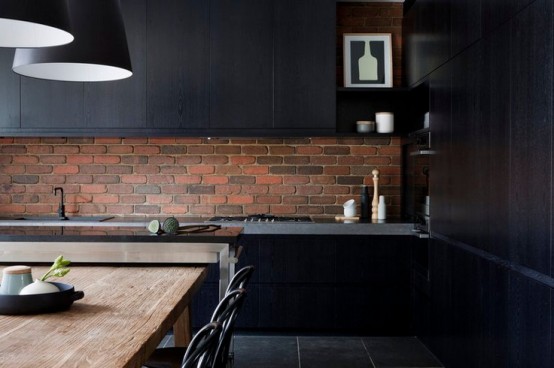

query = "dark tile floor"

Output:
[[157, 334, 443, 368]]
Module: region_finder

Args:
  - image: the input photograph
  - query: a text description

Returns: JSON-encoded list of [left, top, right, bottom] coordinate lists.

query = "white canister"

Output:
[[375, 112, 394, 133], [343, 199, 356, 218]]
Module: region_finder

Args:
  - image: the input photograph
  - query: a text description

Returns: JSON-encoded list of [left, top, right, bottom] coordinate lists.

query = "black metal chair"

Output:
[[145, 289, 247, 368], [225, 265, 255, 295], [150, 321, 221, 368]]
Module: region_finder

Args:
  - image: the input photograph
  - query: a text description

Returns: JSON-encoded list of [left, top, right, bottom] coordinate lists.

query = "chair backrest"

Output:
[[209, 288, 247, 368], [225, 265, 255, 294], [181, 321, 222, 368]]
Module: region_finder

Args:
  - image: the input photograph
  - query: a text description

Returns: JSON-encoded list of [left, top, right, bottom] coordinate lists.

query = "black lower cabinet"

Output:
[[192, 234, 412, 334], [416, 238, 553, 368]]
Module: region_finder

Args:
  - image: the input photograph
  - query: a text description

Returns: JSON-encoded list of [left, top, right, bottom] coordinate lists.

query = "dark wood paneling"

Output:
[[258, 236, 336, 284], [481, 22, 510, 259], [146, 0, 209, 129], [422, 239, 553, 368], [84, 0, 147, 128], [258, 285, 336, 330], [209, 0, 273, 130], [450, 0, 482, 56], [0, 48, 20, 128], [428, 63, 452, 236], [508, 0, 552, 275], [414, 0, 554, 366], [0, 49, 19, 128], [21, 79, 83, 129], [273, 0, 335, 130], [194, 235, 412, 333], [403, 0, 451, 86], [449, 43, 486, 246]]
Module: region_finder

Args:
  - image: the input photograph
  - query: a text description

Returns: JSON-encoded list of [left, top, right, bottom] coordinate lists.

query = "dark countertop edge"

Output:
[[0, 234, 243, 243], [0, 226, 244, 243], [0, 217, 416, 236]]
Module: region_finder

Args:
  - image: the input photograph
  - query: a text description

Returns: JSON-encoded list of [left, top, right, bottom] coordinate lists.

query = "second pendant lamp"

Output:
[[12, 0, 132, 82], [0, 0, 73, 48]]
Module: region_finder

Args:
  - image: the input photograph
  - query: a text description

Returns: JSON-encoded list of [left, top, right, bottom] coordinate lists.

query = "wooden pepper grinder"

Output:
[[371, 169, 380, 220]]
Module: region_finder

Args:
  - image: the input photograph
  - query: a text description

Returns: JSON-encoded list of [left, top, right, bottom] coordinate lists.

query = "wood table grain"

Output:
[[0, 265, 207, 368]]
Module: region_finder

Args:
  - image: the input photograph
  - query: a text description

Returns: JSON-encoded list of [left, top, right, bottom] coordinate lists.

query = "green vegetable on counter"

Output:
[[40, 255, 71, 281]]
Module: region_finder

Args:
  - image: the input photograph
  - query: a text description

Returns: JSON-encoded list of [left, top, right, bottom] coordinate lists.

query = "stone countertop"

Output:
[[0, 225, 243, 243], [0, 216, 415, 236]]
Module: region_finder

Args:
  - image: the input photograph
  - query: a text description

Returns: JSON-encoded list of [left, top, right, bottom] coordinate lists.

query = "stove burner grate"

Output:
[[208, 214, 312, 223]]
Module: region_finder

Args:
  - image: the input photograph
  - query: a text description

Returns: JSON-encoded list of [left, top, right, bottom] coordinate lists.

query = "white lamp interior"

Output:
[[0, 19, 73, 48]]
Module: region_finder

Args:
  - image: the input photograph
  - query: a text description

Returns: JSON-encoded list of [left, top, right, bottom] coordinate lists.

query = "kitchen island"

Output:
[[0, 226, 242, 301], [0, 219, 418, 334]]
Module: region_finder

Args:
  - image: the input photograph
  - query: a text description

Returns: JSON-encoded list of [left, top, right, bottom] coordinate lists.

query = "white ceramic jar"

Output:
[[375, 112, 394, 133]]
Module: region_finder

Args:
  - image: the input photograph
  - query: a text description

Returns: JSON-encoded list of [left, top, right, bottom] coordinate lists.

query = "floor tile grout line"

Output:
[[361, 337, 377, 368]]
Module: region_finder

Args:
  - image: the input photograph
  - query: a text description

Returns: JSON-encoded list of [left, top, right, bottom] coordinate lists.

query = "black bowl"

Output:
[[0, 282, 84, 315]]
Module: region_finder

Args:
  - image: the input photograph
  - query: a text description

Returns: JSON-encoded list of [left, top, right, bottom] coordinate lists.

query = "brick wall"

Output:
[[0, 137, 402, 218], [0, 2, 405, 220], [337, 2, 403, 86]]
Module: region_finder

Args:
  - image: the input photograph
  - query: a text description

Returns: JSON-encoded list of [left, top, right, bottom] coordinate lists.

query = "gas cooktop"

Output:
[[208, 214, 312, 223]]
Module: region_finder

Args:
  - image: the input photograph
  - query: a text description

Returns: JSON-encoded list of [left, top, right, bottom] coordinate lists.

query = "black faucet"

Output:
[[54, 187, 68, 220]]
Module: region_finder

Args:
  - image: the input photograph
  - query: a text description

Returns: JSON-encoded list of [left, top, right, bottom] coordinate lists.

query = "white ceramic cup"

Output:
[[1, 265, 33, 295], [375, 112, 394, 133], [343, 199, 356, 218]]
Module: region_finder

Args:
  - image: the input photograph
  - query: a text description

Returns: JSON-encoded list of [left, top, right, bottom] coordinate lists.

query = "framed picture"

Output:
[[343, 33, 393, 88]]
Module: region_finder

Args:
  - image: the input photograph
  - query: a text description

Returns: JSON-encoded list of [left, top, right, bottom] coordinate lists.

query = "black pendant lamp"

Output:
[[12, 0, 132, 82], [0, 0, 73, 47]]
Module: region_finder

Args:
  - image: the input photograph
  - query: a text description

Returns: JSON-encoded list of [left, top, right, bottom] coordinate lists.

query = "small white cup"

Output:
[[375, 112, 394, 133], [343, 199, 356, 218]]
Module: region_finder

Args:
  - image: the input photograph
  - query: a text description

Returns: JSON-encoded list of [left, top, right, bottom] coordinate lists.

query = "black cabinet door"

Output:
[[84, 0, 147, 130], [403, 0, 451, 86], [209, 0, 273, 130], [20, 0, 145, 132], [21, 79, 84, 130], [274, 0, 335, 131], [0, 49, 19, 129], [508, 0, 553, 276], [147, 0, 209, 129], [450, 0, 481, 56]]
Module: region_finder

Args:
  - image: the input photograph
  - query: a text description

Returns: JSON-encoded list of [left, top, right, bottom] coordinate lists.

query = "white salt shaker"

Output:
[[377, 195, 386, 220]]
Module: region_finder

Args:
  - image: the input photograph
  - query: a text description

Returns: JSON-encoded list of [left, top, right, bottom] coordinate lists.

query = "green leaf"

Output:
[[40, 255, 71, 281]]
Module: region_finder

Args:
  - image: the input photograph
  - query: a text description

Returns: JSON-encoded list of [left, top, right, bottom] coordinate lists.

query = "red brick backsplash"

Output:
[[0, 137, 402, 218]]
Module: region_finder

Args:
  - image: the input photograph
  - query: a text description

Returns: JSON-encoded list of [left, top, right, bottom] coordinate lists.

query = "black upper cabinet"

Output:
[[273, 0, 335, 131], [209, 0, 273, 131], [0, 49, 19, 129], [20, 0, 145, 132], [1, 0, 336, 136], [147, 0, 209, 129], [403, 0, 451, 86], [21, 79, 84, 130], [85, 0, 147, 129]]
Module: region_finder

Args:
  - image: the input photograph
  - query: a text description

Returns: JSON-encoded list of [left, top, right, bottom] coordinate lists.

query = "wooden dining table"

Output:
[[0, 265, 207, 368]]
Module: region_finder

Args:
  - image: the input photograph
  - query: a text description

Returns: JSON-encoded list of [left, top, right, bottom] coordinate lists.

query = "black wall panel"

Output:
[[407, 0, 554, 365], [508, 0, 553, 275]]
